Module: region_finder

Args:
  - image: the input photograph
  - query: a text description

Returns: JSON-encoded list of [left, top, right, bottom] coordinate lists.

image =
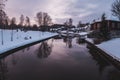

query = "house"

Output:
[[91, 20, 120, 31]]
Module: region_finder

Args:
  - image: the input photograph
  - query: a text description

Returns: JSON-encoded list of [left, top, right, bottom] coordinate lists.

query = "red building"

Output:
[[91, 20, 120, 31]]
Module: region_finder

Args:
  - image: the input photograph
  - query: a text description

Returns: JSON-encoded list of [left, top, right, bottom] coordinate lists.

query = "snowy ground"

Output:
[[97, 38, 120, 61], [85, 38, 94, 43], [0, 29, 57, 54], [86, 37, 120, 62]]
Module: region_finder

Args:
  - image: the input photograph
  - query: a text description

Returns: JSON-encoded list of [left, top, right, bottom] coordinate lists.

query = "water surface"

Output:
[[0, 37, 120, 80]]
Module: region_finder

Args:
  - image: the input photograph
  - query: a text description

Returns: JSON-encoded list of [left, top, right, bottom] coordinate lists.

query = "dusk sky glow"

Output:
[[5, 0, 114, 25]]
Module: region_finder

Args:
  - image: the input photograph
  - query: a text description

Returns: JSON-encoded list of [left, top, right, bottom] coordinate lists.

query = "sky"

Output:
[[5, 0, 115, 25]]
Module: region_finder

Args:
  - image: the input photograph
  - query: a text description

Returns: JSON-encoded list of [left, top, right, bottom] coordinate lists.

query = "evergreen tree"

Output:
[[100, 13, 109, 40]]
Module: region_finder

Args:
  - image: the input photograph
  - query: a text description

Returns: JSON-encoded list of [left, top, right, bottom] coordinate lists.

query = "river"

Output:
[[0, 36, 120, 80]]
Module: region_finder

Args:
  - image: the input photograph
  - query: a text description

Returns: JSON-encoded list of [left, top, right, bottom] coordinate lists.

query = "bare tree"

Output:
[[4, 15, 9, 26], [25, 16, 30, 27], [0, 0, 7, 25], [43, 13, 52, 26], [47, 15, 52, 25], [19, 14, 24, 26], [0, 0, 7, 45], [43, 14, 46, 26], [68, 18, 73, 27], [111, 0, 120, 20], [10, 17, 16, 25], [43, 12, 47, 26], [45, 15, 52, 26], [0, 0, 6, 10], [0, 10, 6, 25], [36, 12, 42, 26], [10, 17, 16, 41], [36, 12, 52, 26]]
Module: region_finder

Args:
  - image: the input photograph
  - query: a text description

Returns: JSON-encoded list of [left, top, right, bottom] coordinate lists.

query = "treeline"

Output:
[[0, 12, 53, 31], [0, 23, 52, 31], [0, 0, 54, 31]]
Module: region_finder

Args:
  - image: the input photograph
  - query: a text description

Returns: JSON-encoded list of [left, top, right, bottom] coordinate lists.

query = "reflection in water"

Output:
[[0, 59, 8, 80], [76, 36, 85, 44], [89, 49, 120, 80], [63, 36, 86, 48], [22, 49, 25, 53], [27, 47, 30, 51], [11, 54, 17, 66], [37, 40, 53, 58], [63, 37, 72, 48], [89, 50, 110, 74], [22, 47, 30, 53], [107, 69, 120, 80], [0, 38, 120, 80]]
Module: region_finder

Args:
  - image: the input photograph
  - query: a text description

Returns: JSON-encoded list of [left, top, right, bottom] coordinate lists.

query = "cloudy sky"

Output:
[[5, 0, 115, 25]]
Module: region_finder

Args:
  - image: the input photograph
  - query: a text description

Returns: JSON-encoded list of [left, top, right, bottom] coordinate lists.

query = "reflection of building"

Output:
[[91, 20, 120, 31]]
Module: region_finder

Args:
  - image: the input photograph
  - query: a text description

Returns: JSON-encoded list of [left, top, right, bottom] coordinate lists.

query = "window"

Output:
[[112, 22, 115, 29], [97, 23, 100, 29], [118, 23, 120, 29]]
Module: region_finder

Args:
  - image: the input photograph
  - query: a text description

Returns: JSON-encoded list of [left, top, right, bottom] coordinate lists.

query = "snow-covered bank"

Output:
[[85, 38, 94, 43], [86, 37, 120, 62], [97, 38, 120, 61], [0, 29, 57, 54]]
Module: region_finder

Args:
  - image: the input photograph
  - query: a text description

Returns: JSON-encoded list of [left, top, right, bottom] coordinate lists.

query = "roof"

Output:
[[107, 16, 119, 21], [91, 16, 120, 24]]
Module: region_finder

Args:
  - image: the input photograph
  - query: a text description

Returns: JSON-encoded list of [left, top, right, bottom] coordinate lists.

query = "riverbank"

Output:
[[0, 29, 58, 55], [1, 36, 119, 80], [86, 38, 120, 69]]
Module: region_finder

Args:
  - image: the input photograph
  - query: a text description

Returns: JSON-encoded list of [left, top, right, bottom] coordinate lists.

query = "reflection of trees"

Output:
[[63, 37, 72, 48], [107, 69, 120, 80], [22, 46, 30, 53], [27, 47, 30, 51], [11, 54, 17, 66], [89, 50, 110, 74], [37, 41, 53, 58], [63, 37, 67, 43], [0, 59, 8, 80], [89, 49, 120, 80]]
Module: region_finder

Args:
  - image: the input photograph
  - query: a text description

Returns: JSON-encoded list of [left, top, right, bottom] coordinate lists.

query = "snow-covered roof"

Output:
[[107, 16, 119, 21], [91, 16, 120, 24], [79, 32, 88, 36]]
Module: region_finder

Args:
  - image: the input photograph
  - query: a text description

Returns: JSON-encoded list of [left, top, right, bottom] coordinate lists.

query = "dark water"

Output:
[[0, 37, 120, 80]]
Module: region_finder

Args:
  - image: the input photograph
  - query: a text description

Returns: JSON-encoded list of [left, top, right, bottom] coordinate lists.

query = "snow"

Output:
[[61, 30, 67, 33], [0, 29, 57, 54], [90, 16, 119, 24], [85, 38, 94, 43], [86, 37, 120, 61], [78, 32, 88, 36], [97, 38, 120, 61], [107, 16, 119, 22]]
